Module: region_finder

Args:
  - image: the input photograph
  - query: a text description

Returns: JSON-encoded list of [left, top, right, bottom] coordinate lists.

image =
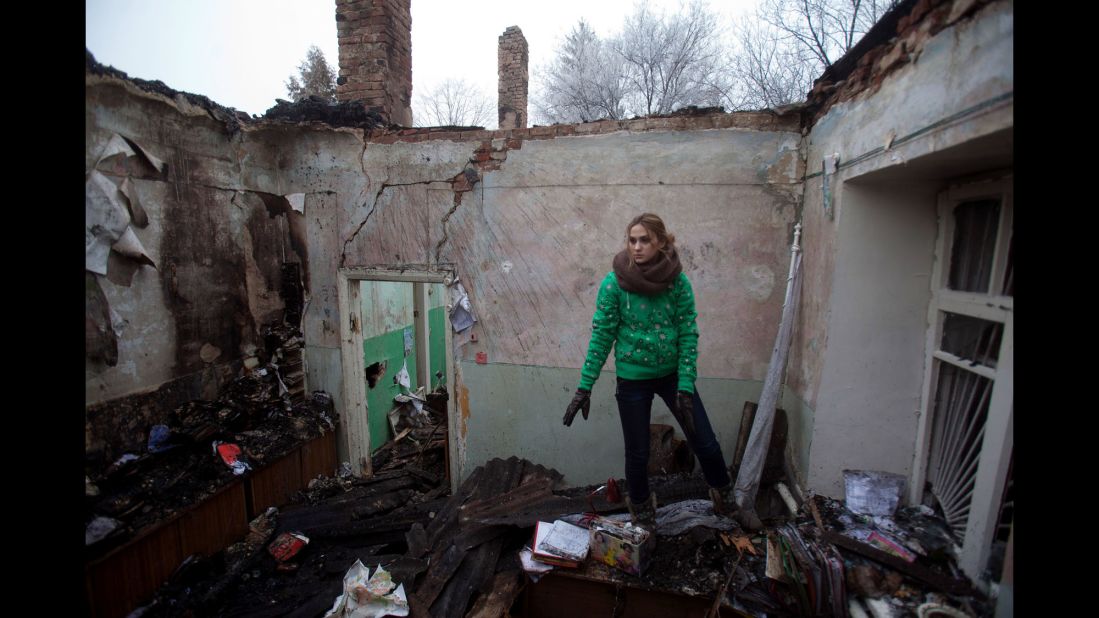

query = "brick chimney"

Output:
[[334, 0, 412, 126], [497, 26, 528, 130]]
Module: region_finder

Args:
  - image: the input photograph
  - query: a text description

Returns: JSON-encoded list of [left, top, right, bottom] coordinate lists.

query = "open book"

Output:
[[530, 520, 589, 568]]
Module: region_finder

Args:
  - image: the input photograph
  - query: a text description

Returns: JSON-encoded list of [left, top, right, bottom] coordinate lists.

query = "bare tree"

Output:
[[724, 17, 815, 110], [534, 19, 628, 124], [285, 45, 337, 102], [614, 1, 728, 116], [758, 0, 897, 71], [413, 78, 493, 127], [722, 0, 896, 110], [533, 2, 728, 123]]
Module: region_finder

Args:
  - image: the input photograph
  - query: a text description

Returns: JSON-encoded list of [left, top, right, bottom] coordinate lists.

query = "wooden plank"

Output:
[[431, 537, 505, 618], [300, 431, 337, 481], [248, 447, 303, 518], [465, 570, 522, 618], [180, 480, 249, 557], [86, 519, 183, 618], [412, 542, 468, 611]]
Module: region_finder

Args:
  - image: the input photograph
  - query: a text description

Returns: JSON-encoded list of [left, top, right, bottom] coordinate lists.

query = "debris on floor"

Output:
[[84, 325, 336, 555], [124, 454, 994, 618]]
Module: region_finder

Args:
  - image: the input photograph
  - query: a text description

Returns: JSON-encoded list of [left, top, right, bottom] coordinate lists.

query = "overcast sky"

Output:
[[86, 0, 755, 119]]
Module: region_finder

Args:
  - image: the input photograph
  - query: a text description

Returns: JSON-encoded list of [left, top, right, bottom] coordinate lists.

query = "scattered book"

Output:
[[531, 520, 589, 568]]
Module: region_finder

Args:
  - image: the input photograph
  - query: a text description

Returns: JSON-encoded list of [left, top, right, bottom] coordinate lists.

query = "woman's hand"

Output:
[[563, 388, 591, 426]]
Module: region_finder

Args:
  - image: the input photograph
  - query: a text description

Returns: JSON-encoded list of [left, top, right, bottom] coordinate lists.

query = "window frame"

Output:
[[911, 172, 1013, 584]]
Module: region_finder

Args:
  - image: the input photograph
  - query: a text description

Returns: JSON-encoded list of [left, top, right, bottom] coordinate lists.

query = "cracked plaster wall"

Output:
[[85, 72, 812, 485], [339, 127, 806, 484], [84, 77, 362, 460]]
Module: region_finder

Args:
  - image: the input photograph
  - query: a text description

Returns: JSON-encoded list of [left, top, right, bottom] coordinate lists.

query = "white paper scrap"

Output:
[[324, 560, 409, 618], [519, 548, 554, 574]]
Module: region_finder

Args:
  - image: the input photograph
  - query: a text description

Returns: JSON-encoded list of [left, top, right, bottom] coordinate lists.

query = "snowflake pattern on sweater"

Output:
[[579, 271, 699, 392]]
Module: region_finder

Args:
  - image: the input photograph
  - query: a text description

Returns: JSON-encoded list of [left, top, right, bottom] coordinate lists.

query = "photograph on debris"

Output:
[[87, 0, 1012, 616]]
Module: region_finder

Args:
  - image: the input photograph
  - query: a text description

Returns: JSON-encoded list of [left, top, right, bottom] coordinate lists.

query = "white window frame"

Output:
[[910, 173, 1013, 584]]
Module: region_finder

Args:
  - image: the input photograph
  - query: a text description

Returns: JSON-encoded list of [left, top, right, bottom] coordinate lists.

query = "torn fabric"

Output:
[[735, 224, 804, 512], [86, 170, 132, 275]]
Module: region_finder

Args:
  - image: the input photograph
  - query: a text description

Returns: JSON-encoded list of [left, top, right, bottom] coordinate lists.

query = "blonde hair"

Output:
[[625, 213, 676, 254]]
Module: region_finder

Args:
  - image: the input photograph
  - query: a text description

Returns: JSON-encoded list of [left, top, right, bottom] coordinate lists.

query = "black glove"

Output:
[[563, 388, 591, 427], [673, 390, 696, 439]]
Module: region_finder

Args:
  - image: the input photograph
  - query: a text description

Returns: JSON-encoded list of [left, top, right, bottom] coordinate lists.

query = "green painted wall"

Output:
[[428, 306, 446, 390], [361, 281, 449, 451], [363, 328, 417, 450], [458, 361, 813, 490]]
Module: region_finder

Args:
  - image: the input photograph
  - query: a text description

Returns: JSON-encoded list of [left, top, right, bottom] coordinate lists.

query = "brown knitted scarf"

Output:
[[612, 247, 682, 295]]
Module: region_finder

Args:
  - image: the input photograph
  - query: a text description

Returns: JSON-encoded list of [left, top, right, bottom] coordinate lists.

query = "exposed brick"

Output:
[[506, 139, 523, 150], [594, 120, 620, 134], [451, 173, 472, 192], [555, 124, 577, 137], [877, 44, 908, 74], [497, 26, 529, 129], [685, 116, 716, 130], [712, 114, 738, 129], [625, 118, 648, 132], [529, 126, 555, 138]]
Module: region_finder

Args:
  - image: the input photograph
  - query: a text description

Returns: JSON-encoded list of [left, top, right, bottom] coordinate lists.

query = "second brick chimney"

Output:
[[497, 26, 528, 130]]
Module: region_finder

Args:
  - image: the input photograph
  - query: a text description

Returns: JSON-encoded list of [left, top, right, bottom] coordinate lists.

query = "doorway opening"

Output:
[[337, 269, 458, 493]]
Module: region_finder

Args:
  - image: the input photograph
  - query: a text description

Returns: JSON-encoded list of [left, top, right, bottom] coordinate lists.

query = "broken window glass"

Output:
[[940, 312, 1003, 369], [947, 199, 1000, 293]]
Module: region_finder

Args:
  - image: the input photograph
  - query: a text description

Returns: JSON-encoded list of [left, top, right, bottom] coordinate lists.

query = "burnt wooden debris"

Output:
[[128, 449, 993, 618]]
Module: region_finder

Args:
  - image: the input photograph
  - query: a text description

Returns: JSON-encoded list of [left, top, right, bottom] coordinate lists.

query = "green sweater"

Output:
[[578, 271, 700, 393]]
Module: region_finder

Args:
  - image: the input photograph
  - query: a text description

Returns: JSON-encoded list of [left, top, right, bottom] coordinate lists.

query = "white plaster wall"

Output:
[[801, 0, 1013, 497], [807, 183, 938, 497]]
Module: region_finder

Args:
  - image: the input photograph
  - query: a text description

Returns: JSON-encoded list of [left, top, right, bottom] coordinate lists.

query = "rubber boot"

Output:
[[709, 484, 764, 531], [626, 493, 657, 533]]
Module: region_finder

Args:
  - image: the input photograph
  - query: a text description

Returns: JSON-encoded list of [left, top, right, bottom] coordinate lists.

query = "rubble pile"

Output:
[[369, 388, 450, 482], [84, 325, 336, 555], [119, 453, 994, 617]]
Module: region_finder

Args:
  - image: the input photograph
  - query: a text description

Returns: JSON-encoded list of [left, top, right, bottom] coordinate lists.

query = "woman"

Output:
[[563, 213, 759, 532]]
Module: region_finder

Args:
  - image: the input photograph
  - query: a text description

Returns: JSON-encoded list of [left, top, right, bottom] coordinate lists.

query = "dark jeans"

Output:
[[615, 373, 731, 503]]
